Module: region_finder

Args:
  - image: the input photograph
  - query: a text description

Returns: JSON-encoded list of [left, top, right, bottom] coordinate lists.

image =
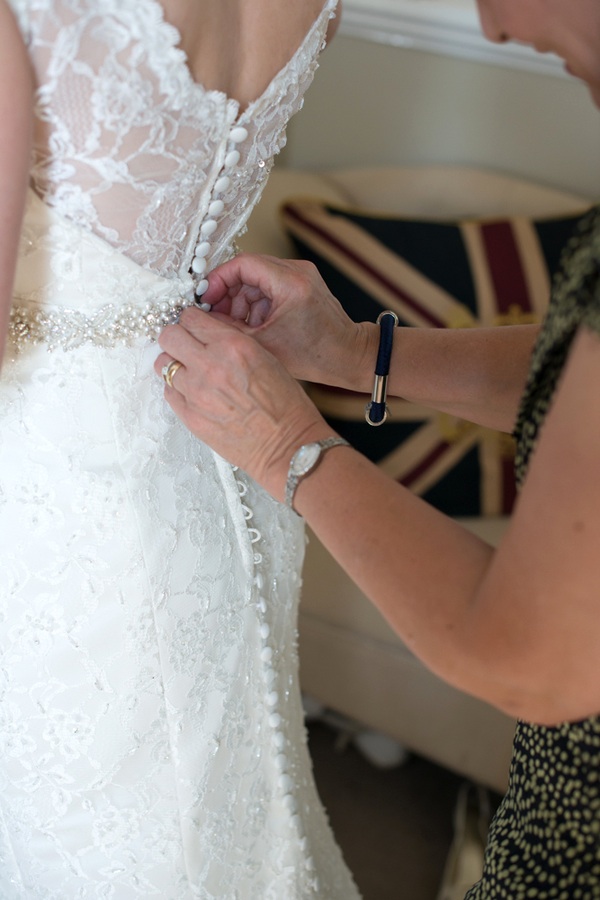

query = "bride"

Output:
[[0, 0, 360, 897]]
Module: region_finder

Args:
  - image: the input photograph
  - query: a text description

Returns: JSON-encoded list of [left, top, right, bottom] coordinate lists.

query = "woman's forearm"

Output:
[[291, 425, 586, 727], [348, 322, 540, 433], [293, 447, 506, 707]]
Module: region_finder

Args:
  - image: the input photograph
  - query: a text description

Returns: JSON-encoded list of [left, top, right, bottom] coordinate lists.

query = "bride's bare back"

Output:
[[161, 0, 339, 110]]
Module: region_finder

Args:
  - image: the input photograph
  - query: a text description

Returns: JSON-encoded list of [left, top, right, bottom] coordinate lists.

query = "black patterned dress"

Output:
[[467, 206, 600, 899]]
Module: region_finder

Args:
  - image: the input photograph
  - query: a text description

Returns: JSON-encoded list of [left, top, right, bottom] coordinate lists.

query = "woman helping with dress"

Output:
[[154, 0, 600, 895], [0, 1, 362, 897]]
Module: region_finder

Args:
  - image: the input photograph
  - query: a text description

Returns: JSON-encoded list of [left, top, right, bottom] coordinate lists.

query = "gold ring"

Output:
[[162, 359, 183, 388]]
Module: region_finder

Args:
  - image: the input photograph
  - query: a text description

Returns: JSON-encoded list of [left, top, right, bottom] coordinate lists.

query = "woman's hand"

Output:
[[199, 254, 374, 391], [154, 308, 337, 501]]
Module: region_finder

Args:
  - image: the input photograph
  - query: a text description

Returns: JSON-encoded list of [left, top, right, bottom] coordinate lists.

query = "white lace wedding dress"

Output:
[[0, 2, 361, 897]]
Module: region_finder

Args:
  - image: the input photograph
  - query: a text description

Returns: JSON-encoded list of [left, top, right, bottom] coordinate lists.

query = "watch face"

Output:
[[291, 443, 321, 477]]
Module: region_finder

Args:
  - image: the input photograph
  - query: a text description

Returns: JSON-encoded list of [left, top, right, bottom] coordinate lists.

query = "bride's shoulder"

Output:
[[154, 0, 337, 108]]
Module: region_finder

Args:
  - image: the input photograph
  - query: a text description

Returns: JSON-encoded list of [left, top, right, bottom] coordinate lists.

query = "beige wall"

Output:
[[282, 36, 600, 200]]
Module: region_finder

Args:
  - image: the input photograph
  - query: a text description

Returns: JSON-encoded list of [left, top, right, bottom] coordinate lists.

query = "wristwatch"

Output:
[[284, 437, 350, 514]]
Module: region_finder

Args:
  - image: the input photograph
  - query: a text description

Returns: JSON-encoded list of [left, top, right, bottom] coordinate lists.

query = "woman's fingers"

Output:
[[199, 256, 275, 320], [200, 254, 316, 325], [246, 296, 272, 327]]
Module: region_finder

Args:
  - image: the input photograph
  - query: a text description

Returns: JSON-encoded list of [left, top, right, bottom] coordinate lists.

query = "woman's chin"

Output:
[[563, 61, 600, 105]]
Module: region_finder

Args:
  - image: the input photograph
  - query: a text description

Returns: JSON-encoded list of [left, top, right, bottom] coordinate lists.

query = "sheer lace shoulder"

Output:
[[8, 0, 338, 278]]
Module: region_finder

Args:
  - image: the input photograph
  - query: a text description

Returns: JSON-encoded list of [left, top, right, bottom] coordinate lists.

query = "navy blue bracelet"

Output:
[[365, 310, 399, 426]]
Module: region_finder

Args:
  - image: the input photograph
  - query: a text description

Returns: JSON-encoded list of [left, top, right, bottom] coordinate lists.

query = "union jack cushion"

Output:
[[281, 199, 586, 517]]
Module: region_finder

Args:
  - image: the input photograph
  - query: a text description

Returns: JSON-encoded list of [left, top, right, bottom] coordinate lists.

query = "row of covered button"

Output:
[[254, 546, 320, 891], [192, 125, 249, 308], [258, 538, 320, 888], [234, 470, 320, 893]]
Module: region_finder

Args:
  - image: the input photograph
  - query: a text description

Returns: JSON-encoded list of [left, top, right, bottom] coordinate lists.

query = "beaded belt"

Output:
[[9, 295, 195, 353]]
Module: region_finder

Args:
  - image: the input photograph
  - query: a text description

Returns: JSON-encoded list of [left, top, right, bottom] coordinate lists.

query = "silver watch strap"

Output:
[[285, 437, 350, 514]]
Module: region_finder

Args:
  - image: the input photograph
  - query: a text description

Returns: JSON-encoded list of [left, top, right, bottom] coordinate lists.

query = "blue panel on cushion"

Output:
[[326, 210, 480, 318]]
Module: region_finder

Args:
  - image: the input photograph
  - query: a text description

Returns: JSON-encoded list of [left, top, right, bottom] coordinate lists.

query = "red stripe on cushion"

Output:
[[399, 441, 451, 488], [502, 457, 517, 514], [283, 204, 446, 328], [480, 222, 532, 315]]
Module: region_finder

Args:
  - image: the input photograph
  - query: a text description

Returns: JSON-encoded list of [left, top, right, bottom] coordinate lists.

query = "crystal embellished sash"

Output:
[[9, 190, 197, 352]]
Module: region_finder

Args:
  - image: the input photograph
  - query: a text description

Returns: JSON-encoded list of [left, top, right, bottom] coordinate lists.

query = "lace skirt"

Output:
[[0, 193, 360, 899]]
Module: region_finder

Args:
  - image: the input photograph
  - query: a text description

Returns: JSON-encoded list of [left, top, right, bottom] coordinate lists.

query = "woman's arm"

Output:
[[201, 255, 539, 433], [0, 0, 34, 368], [155, 311, 600, 727], [292, 325, 600, 727]]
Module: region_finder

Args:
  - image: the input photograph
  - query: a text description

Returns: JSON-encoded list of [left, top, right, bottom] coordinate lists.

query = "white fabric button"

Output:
[[279, 773, 294, 793], [272, 731, 286, 750], [275, 752, 288, 771], [195, 240, 211, 257], [261, 646, 273, 663], [214, 176, 231, 193], [283, 794, 297, 814], [260, 623, 270, 640], [230, 126, 248, 143], [191, 257, 207, 275], [194, 279, 209, 296], [266, 690, 278, 707], [269, 712, 281, 728], [200, 219, 217, 236], [224, 150, 241, 168], [208, 199, 225, 217]]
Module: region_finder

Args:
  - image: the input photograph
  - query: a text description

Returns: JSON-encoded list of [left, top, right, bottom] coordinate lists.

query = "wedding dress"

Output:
[[0, 1, 361, 897]]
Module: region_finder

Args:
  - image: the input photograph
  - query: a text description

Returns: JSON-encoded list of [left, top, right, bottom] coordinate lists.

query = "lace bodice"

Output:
[[8, 0, 337, 279]]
